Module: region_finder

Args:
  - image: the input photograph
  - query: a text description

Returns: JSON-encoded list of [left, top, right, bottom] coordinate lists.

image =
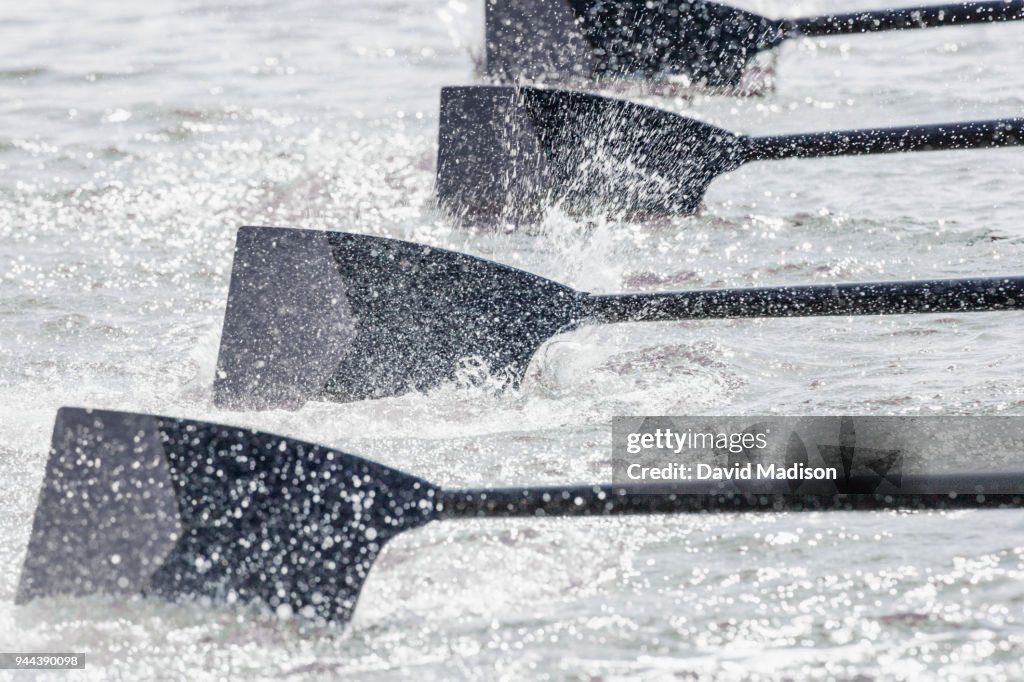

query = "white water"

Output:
[[1, 0, 1023, 679]]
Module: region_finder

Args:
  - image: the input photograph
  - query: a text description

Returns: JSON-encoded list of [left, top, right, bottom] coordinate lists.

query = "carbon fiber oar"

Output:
[[485, 0, 1024, 87], [17, 408, 1024, 625], [211, 226, 1024, 410], [436, 86, 1024, 223]]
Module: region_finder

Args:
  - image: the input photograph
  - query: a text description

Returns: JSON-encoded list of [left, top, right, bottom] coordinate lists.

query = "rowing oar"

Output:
[[211, 226, 1024, 410], [436, 86, 1024, 223], [485, 0, 1024, 87], [17, 407, 1024, 624]]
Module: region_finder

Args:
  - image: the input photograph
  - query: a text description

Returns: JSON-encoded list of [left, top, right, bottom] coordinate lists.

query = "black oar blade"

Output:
[[17, 407, 438, 624], [485, 0, 784, 87], [213, 226, 356, 410], [569, 0, 783, 87], [436, 86, 746, 224], [214, 226, 583, 409]]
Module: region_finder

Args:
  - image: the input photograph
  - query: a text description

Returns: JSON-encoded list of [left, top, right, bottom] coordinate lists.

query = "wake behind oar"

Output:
[[17, 407, 1024, 625], [436, 86, 1024, 224], [485, 0, 1024, 88], [212, 226, 1024, 411]]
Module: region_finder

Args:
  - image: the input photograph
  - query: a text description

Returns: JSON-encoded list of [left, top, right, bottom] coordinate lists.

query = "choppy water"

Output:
[[1, 0, 1023, 679]]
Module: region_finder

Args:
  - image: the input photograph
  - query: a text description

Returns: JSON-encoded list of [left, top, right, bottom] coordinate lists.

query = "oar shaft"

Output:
[[438, 473, 1024, 519], [788, 1, 1024, 37], [586, 276, 1024, 324], [748, 119, 1024, 161]]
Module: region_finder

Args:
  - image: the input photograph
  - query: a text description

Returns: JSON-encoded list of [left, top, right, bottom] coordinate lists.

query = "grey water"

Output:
[[1, 0, 1023, 679]]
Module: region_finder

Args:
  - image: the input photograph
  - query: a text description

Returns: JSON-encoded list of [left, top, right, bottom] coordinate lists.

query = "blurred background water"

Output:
[[1, 0, 1023, 679]]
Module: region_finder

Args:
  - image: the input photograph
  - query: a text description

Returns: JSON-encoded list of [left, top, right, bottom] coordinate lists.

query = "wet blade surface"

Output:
[[567, 0, 783, 86], [485, 0, 783, 86], [215, 226, 584, 409], [436, 86, 746, 224], [18, 407, 439, 624]]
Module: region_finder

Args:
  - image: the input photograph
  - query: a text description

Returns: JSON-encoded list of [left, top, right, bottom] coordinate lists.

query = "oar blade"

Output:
[[436, 86, 746, 223], [16, 408, 183, 604], [485, 0, 783, 87], [214, 226, 583, 409], [17, 408, 438, 624], [571, 0, 783, 86]]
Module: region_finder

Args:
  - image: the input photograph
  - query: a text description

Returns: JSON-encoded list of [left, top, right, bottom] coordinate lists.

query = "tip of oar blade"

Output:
[[215, 226, 583, 407], [18, 407, 438, 624], [436, 85, 746, 223], [16, 407, 182, 606], [213, 226, 356, 411], [483, 0, 598, 83], [436, 85, 551, 225], [483, 0, 784, 88]]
